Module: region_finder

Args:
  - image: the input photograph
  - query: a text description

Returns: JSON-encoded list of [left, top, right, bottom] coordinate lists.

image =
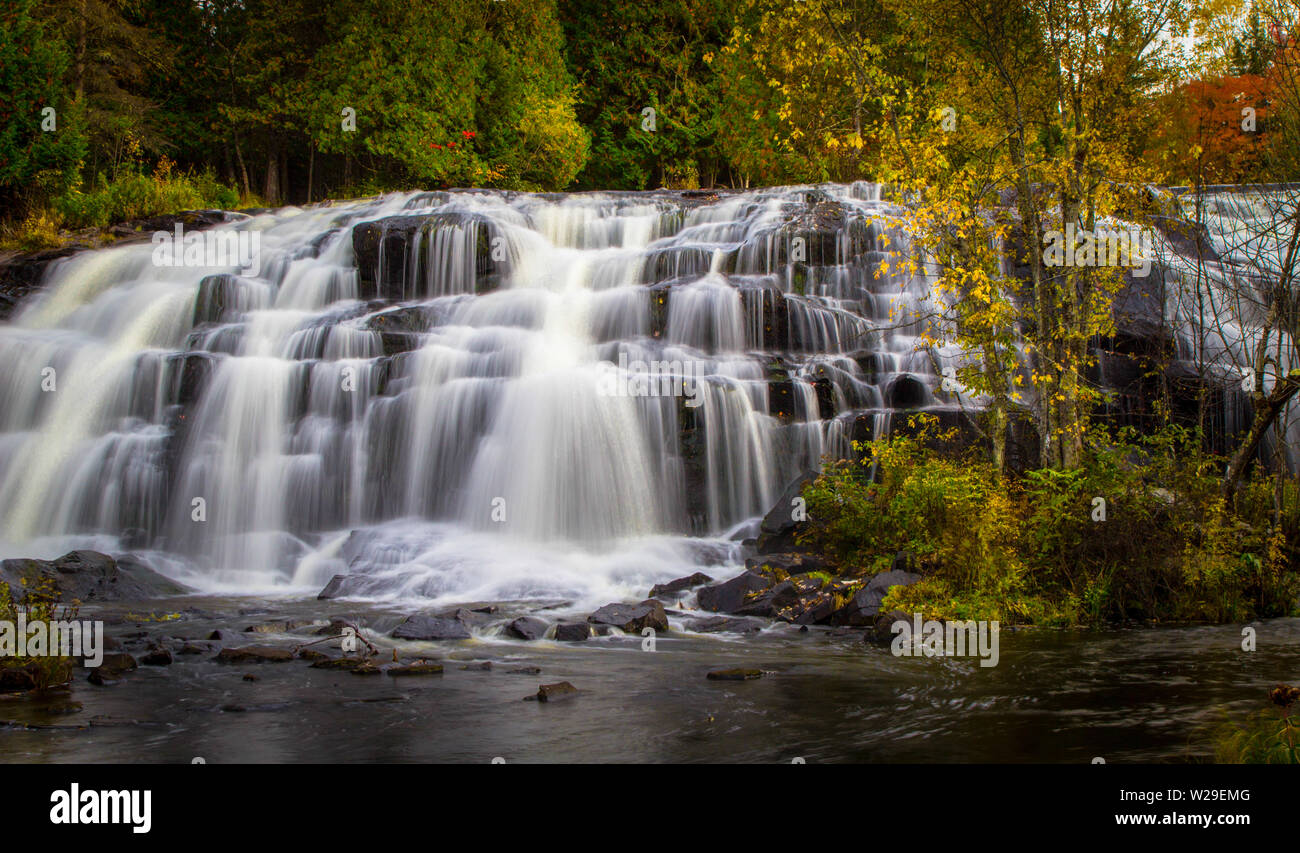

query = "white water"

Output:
[[0, 183, 1285, 608]]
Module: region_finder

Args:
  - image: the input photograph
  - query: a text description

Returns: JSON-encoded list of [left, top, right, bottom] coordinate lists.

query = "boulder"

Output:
[[87, 653, 139, 685], [696, 571, 772, 613], [832, 570, 922, 626], [756, 469, 819, 552], [140, 645, 173, 666], [0, 551, 189, 603], [386, 661, 444, 676], [649, 571, 714, 599], [503, 616, 548, 641], [535, 681, 578, 702], [391, 613, 472, 641], [214, 645, 294, 663], [587, 600, 669, 633], [554, 623, 592, 642]]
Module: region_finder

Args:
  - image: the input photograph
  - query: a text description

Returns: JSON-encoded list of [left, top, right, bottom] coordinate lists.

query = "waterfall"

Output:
[[4, 183, 1279, 606]]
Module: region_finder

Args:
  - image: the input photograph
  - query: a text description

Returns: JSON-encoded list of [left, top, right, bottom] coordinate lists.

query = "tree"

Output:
[[0, 0, 85, 214]]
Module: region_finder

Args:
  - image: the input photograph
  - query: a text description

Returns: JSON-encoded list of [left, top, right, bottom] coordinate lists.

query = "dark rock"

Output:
[[386, 661, 443, 676], [391, 613, 472, 641], [207, 629, 236, 642], [87, 653, 138, 685], [682, 615, 766, 634], [707, 668, 764, 681], [696, 571, 772, 613], [507, 666, 542, 675], [0, 551, 189, 603], [535, 681, 578, 702], [242, 673, 259, 682], [460, 661, 493, 671], [588, 599, 669, 633], [649, 571, 714, 599], [504, 616, 548, 641], [756, 469, 819, 553], [831, 571, 922, 626], [214, 645, 294, 663], [554, 623, 591, 642], [309, 656, 372, 671], [140, 645, 173, 666], [869, 609, 912, 644], [0, 245, 87, 320], [745, 552, 829, 575]]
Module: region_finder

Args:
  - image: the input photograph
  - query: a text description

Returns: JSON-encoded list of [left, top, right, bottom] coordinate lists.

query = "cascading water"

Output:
[[1, 183, 1285, 609], [0, 185, 946, 605]]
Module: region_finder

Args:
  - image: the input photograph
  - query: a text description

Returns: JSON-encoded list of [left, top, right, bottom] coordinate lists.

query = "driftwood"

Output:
[[291, 620, 379, 658]]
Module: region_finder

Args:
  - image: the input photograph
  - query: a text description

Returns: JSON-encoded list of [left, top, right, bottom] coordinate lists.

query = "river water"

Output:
[[2, 596, 1295, 763]]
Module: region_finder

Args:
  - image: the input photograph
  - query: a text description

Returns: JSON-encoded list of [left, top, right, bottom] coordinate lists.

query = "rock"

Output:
[[242, 673, 259, 682], [504, 616, 548, 641], [391, 613, 472, 641], [214, 646, 294, 663], [295, 648, 330, 662], [683, 615, 766, 634], [386, 661, 443, 676], [756, 469, 819, 552], [869, 609, 912, 644], [0, 551, 189, 603], [832, 571, 923, 626], [535, 681, 578, 702], [507, 666, 542, 675], [309, 656, 373, 671], [208, 629, 237, 642], [706, 668, 764, 681], [0, 245, 86, 320], [649, 571, 714, 599], [87, 653, 138, 685], [140, 645, 173, 666], [696, 571, 772, 613], [554, 623, 591, 642], [0, 663, 40, 691], [461, 661, 493, 671], [745, 552, 829, 575], [433, 607, 496, 628], [178, 641, 215, 655], [588, 600, 669, 633]]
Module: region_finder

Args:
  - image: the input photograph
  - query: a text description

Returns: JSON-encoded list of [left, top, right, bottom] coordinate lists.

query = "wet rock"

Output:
[[707, 668, 764, 681], [460, 661, 493, 671], [535, 681, 578, 702], [391, 613, 472, 641], [554, 623, 591, 642], [0, 663, 41, 691], [869, 609, 912, 644], [179, 641, 216, 655], [745, 552, 829, 576], [649, 571, 714, 599], [0, 551, 189, 603], [87, 653, 138, 685], [140, 645, 173, 666], [683, 615, 766, 634], [208, 629, 237, 642], [386, 661, 443, 676], [755, 469, 819, 552], [214, 645, 294, 663], [0, 245, 87, 320], [588, 600, 669, 633], [831, 571, 922, 626], [242, 673, 259, 682], [295, 648, 330, 662], [504, 616, 548, 641], [696, 571, 772, 613], [507, 666, 542, 675], [309, 656, 373, 671], [433, 607, 496, 628]]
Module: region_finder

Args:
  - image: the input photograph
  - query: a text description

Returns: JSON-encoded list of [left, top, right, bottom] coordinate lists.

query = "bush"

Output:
[[796, 416, 1300, 626], [52, 163, 240, 230], [0, 576, 77, 692], [1214, 685, 1300, 764]]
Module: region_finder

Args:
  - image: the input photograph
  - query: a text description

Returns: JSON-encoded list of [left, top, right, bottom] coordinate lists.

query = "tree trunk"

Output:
[[264, 148, 281, 207]]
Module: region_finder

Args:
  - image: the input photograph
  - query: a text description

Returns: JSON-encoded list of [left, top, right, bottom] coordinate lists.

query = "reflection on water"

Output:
[[2, 596, 1295, 763]]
